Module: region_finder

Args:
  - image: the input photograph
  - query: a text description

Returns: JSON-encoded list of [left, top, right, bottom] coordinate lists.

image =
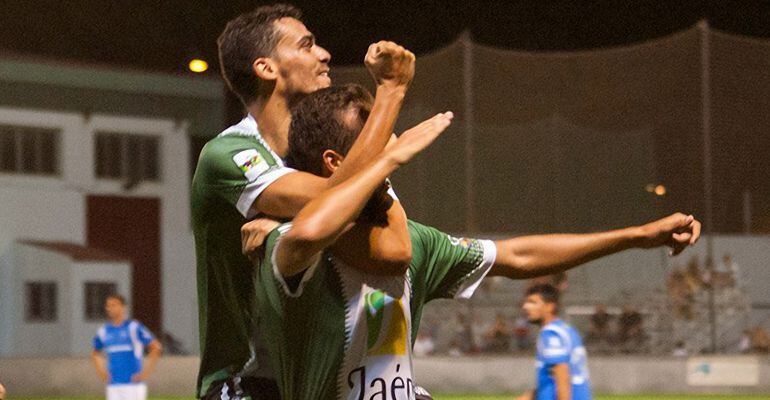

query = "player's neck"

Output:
[[542, 314, 558, 325], [109, 316, 126, 326], [248, 94, 291, 157]]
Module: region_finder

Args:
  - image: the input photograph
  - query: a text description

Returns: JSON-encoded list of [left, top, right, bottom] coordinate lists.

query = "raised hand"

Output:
[[386, 112, 453, 165], [364, 41, 416, 89], [637, 213, 702, 256]]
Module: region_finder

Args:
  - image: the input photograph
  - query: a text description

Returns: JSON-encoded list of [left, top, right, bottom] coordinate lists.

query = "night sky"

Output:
[[2, 0, 770, 74]]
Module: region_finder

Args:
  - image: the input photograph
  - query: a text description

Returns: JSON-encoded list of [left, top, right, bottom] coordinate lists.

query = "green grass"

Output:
[[11, 396, 769, 400], [437, 397, 767, 400]]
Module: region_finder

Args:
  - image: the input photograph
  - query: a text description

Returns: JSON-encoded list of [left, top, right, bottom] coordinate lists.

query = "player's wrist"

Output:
[[375, 82, 408, 99]]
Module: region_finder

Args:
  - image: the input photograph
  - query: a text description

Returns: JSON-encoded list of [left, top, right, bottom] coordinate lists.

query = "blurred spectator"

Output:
[[513, 313, 531, 351], [722, 254, 741, 284], [617, 305, 645, 351], [413, 330, 435, 356], [447, 339, 463, 357], [739, 329, 752, 353], [750, 326, 770, 353], [483, 314, 511, 352], [684, 256, 704, 292], [668, 268, 694, 319], [452, 313, 476, 354], [711, 253, 737, 288], [587, 304, 612, 346], [672, 341, 688, 357], [0, 382, 5, 400]]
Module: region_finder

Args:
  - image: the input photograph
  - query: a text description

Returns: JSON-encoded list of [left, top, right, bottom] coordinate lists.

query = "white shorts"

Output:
[[106, 383, 147, 400]]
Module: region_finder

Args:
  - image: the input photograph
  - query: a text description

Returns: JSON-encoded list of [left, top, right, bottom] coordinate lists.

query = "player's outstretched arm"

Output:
[[275, 112, 452, 277], [489, 213, 701, 279]]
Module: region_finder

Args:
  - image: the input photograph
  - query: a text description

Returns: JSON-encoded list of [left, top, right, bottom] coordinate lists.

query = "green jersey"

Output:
[[251, 220, 497, 400], [191, 115, 295, 397]]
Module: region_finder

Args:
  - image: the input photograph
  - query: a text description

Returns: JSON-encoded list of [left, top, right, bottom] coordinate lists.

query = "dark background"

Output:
[[3, 0, 769, 72]]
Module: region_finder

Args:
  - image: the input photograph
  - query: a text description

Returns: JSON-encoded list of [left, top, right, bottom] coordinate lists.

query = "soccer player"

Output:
[[242, 84, 702, 400], [0, 382, 5, 400], [517, 284, 591, 400], [91, 294, 162, 400], [193, 4, 417, 398]]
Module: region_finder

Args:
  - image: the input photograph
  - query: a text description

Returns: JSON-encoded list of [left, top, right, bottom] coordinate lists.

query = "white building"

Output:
[[0, 57, 224, 355], [0, 241, 131, 356]]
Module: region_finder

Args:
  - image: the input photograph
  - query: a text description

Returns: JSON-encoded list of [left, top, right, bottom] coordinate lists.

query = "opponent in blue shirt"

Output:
[[91, 294, 162, 400], [518, 284, 592, 400]]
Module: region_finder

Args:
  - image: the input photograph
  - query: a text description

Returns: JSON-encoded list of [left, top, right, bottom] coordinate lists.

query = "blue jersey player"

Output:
[[518, 284, 591, 400], [91, 294, 162, 400]]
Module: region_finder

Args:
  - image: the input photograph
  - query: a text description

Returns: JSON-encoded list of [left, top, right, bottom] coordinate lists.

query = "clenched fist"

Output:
[[364, 40, 415, 89]]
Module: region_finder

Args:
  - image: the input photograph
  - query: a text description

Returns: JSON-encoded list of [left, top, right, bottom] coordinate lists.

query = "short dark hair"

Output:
[[285, 84, 374, 175], [526, 283, 560, 306], [106, 294, 126, 305], [217, 4, 303, 105]]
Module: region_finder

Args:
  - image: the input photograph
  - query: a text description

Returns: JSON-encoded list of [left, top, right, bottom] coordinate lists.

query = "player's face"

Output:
[[271, 18, 331, 97], [522, 294, 548, 325], [105, 298, 125, 320]]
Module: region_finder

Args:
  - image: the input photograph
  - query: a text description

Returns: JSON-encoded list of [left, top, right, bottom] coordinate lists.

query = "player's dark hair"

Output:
[[286, 84, 373, 175], [217, 4, 303, 105], [526, 283, 560, 306], [106, 293, 127, 305]]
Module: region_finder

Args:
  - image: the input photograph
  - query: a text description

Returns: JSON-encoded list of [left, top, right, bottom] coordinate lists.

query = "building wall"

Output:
[[8, 245, 74, 356], [0, 244, 132, 357], [69, 260, 132, 356]]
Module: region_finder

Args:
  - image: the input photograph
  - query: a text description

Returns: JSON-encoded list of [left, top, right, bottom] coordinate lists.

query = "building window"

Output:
[[84, 282, 118, 321], [0, 124, 60, 176], [25, 282, 57, 322], [95, 132, 160, 182]]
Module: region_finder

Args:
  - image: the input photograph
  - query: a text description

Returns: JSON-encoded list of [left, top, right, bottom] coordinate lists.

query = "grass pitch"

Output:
[[11, 395, 769, 400]]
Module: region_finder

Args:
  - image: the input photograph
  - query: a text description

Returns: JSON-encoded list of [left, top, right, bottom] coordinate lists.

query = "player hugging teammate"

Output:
[[195, 4, 702, 400]]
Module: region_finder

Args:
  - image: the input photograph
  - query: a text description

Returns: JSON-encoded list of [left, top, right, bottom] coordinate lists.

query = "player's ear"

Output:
[[322, 150, 344, 176], [253, 57, 278, 81]]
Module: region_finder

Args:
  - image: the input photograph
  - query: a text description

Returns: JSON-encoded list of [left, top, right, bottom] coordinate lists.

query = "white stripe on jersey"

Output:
[[453, 239, 498, 299], [98, 326, 108, 343], [128, 321, 144, 359], [543, 323, 573, 351], [105, 344, 134, 353]]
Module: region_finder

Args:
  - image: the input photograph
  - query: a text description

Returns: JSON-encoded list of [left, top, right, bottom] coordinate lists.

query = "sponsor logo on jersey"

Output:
[[447, 235, 472, 249], [233, 149, 270, 182], [365, 290, 407, 356]]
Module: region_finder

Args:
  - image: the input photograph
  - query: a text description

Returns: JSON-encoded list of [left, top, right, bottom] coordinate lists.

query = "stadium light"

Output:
[[188, 59, 209, 73], [645, 184, 667, 196]]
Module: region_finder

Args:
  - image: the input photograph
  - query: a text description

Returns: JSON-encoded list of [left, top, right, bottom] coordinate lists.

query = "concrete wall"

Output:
[[0, 244, 132, 357], [69, 260, 132, 356], [6, 246, 73, 357], [0, 356, 768, 397]]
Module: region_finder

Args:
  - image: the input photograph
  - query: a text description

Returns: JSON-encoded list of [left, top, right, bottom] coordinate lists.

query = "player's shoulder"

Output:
[[200, 134, 267, 161], [541, 321, 574, 345]]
